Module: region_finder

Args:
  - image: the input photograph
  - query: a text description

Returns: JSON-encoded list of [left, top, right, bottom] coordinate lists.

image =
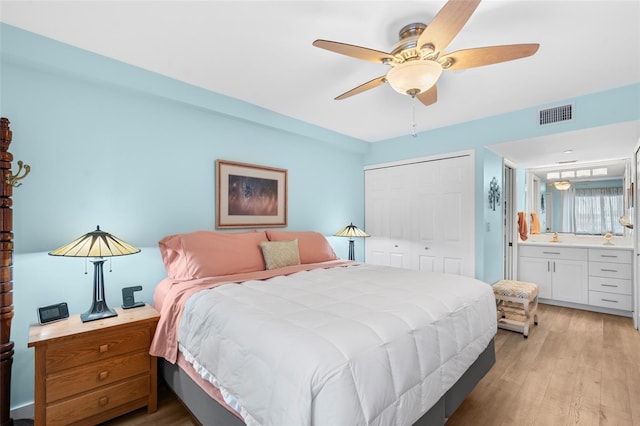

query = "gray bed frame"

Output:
[[160, 338, 495, 426]]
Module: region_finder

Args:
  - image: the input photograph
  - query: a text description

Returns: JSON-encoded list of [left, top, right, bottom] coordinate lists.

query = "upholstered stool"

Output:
[[493, 280, 539, 338]]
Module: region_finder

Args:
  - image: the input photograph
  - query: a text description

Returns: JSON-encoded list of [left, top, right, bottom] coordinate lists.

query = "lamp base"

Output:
[[81, 259, 118, 323], [348, 239, 355, 261], [81, 302, 117, 323]]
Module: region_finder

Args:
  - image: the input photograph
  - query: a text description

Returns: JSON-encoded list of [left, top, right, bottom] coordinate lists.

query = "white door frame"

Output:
[[503, 159, 518, 280], [633, 139, 640, 330]]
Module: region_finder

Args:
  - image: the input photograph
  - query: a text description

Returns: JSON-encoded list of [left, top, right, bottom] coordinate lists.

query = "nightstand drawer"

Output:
[[46, 375, 150, 426], [46, 326, 150, 373], [46, 351, 150, 403]]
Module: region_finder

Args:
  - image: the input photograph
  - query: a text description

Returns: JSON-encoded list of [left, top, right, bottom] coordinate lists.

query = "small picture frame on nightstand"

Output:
[[122, 285, 145, 309]]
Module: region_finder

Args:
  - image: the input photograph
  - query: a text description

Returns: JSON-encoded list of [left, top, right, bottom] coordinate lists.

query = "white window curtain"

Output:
[[561, 189, 575, 233], [562, 187, 624, 235]]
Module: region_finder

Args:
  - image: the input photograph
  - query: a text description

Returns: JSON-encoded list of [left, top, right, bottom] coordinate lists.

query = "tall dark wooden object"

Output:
[[0, 118, 16, 426]]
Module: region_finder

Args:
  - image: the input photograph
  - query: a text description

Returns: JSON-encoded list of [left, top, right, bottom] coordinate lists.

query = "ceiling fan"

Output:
[[312, 0, 540, 106]]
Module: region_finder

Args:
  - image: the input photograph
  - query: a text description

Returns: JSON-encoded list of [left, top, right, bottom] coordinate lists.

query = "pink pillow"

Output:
[[159, 230, 267, 280], [265, 230, 338, 264]]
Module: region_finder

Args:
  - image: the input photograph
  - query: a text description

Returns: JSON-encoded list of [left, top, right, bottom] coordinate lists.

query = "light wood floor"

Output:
[[104, 304, 640, 426]]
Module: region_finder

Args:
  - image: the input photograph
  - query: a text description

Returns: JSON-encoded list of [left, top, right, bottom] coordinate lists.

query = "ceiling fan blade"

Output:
[[441, 44, 540, 70], [417, 0, 481, 53], [417, 85, 438, 106], [335, 76, 387, 100], [313, 39, 395, 64]]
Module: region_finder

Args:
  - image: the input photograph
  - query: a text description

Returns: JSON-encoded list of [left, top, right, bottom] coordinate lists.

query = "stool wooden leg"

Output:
[[523, 299, 530, 338]]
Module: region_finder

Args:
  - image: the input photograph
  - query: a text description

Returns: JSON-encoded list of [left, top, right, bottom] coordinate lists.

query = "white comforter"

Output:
[[178, 264, 497, 426]]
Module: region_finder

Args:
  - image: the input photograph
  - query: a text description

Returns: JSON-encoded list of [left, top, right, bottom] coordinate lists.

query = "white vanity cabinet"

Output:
[[518, 243, 633, 315], [588, 248, 633, 311], [518, 245, 588, 304]]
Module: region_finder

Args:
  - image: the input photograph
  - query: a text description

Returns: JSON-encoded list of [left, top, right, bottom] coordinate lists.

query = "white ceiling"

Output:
[[1, 0, 639, 166]]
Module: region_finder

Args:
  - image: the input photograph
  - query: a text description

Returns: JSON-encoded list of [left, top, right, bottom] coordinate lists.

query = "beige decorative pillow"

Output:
[[260, 239, 301, 270]]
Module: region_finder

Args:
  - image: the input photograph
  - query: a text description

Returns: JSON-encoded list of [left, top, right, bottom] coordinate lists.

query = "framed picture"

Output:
[[216, 159, 287, 228]]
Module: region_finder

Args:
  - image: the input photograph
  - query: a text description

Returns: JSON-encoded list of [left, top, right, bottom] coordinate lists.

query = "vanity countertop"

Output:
[[519, 234, 633, 250]]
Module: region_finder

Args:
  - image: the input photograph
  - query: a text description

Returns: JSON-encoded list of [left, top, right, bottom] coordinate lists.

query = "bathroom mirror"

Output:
[[526, 159, 630, 235]]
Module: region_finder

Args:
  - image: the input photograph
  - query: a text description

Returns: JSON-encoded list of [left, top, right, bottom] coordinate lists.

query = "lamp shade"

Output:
[[386, 60, 443, 96], [49, 225, 140, 258], [49, 225, 140, 322], [334, 223, 370, 238]]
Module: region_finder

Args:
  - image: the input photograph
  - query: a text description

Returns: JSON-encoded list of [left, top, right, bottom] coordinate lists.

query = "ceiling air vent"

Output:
[[539, 104, 573, 126]]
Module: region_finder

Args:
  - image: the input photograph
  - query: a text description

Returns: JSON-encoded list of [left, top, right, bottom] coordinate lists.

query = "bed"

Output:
[[150, 230, 497, 426]]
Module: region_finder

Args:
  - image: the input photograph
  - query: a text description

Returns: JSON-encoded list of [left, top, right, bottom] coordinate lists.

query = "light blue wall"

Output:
[[2, 21, 639, 411], [483, 149, 504, 284]]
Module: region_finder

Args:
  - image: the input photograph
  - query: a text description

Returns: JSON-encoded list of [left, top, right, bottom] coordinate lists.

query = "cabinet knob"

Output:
[[98, 371, 109, 380], [394, 245, 398, 248], [424, 247, 429, 250], [99, 396, 109, 406], [99, 344, 109, 353]]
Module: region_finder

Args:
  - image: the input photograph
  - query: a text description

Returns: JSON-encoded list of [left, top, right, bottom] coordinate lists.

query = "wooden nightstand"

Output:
[[28, 304, 160, 426]]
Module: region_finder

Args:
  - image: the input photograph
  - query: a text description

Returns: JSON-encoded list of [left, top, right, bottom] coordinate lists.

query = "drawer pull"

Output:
[[601, 299, 618, 303], [99, 344, 109, 353], [543, 251, 561, 255], [601, 284, 618, 288], [99, 396, 109, 406], [601, 269, 618, 273], [600, 255, 618, 258], [98, 370, 109, 380]]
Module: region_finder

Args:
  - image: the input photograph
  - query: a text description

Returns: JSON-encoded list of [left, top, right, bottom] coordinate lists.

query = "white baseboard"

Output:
[[538, 298, 633, 318], [10, 402, 34, 421]]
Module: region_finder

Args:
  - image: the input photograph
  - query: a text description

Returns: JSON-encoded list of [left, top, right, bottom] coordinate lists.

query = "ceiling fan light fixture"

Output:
[[386, 60, 443, 96], [553, 181, 571, 191]]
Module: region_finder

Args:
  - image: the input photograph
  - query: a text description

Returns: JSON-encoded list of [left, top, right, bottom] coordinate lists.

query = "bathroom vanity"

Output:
[[518, 235, 633, 316]]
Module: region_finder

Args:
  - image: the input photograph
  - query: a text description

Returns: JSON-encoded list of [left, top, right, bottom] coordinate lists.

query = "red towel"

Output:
[[518, 212, 528, 241]]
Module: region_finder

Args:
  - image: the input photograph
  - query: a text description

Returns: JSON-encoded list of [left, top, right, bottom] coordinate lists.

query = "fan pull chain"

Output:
[[411, 96, 418, 138]]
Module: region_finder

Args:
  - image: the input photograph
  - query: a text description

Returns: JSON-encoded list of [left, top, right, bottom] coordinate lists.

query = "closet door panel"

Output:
[[443, 258, 463, 275], [365, 154, 474, 276]]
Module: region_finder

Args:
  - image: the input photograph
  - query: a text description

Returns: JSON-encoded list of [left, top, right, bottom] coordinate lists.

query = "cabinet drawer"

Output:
[[46, 375, 149, 426], [46, 351, 150, 403], [46, 326, 150, 373], [588, 262, 632, 280], [518, 245, 587, 261], [588, 249, 632, 264], [588, 291, 632, 311], [588, 276, 632, 295]]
